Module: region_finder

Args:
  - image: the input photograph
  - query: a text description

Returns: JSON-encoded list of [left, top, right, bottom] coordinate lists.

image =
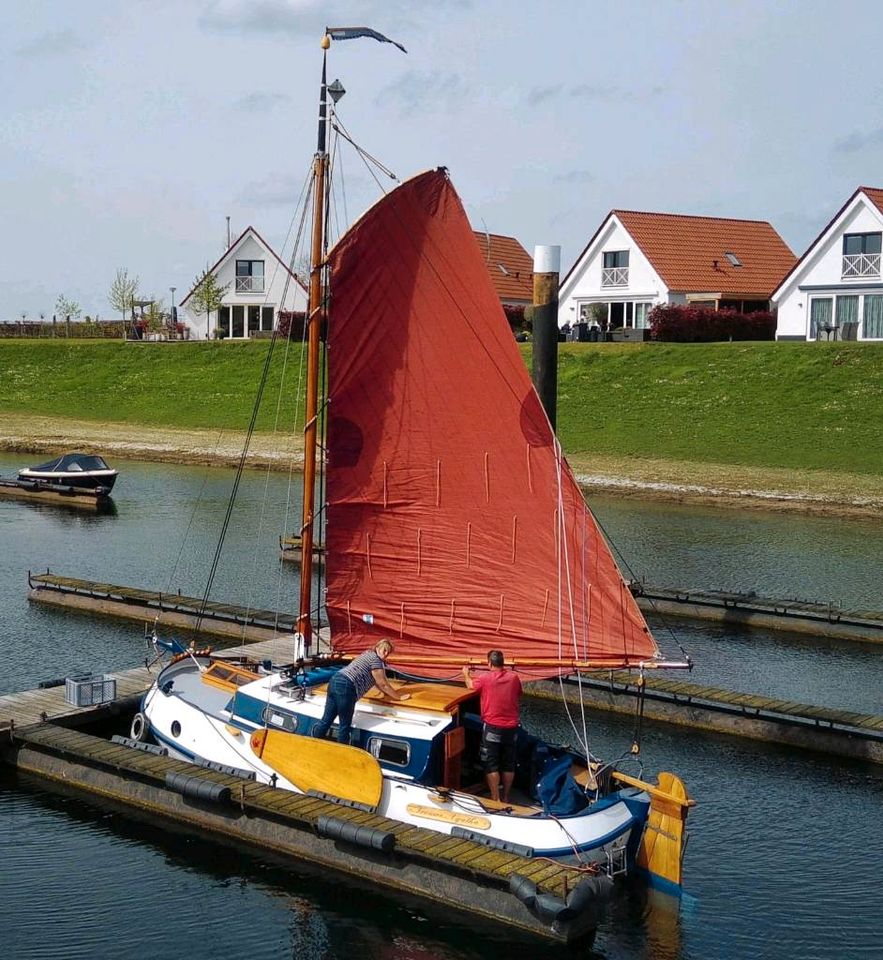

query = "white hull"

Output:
[[142, 659, 650, 863]]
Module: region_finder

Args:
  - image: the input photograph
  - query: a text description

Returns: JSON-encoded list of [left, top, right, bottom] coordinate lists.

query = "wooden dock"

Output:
[[0, 633, 605, 945], [632, 582, 883, 644], [28, 572, 298, 644], [0, 478, 112, 510], [531, 672, 883, 764]]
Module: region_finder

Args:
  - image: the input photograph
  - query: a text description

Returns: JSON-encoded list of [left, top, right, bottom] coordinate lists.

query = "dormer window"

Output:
[[842, 233, 881, 279], [236, 259, 265, 293], [602, 250, 629, 287]]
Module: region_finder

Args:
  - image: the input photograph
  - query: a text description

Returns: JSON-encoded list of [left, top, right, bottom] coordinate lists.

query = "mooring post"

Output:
[[531, 245, 561, 430]]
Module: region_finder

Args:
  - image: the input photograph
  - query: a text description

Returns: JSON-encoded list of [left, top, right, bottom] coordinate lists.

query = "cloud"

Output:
[[375, 70, 469, 114], [554, 169, 594, 184], [526, 82, 664, 107], [234, 92, 292, 112], [238, 173, 303, 207], [16, 29, 85, 59], [833, 127, 883, 155], [199, 0, 323, 37], [527, 84, 563, 106]]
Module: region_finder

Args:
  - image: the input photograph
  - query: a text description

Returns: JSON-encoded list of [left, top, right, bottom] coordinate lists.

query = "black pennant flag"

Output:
[[326, 26, 407, 54]]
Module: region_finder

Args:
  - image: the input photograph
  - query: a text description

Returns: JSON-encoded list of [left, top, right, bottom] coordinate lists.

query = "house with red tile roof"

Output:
[[773, 187, 883, 342], [558, 209, 796, 337], [473, 231, 533, 305], [180, 226, 307, 340]]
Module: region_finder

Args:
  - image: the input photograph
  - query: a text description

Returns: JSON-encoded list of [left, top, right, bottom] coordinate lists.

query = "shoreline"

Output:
[[1, 414, 880, 520]]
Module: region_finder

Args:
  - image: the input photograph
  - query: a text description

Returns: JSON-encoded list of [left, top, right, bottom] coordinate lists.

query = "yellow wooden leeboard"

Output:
[[250, 728, 383, 809], [407, 803, 491, 830], [636, 771, 690, 888]]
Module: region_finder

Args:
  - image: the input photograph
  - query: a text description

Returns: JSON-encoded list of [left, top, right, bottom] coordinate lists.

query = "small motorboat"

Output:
[[18, 452, 118, 493]]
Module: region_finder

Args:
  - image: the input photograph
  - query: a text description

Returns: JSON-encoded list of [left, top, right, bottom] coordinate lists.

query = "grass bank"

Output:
[[0, 339, 881, 487]]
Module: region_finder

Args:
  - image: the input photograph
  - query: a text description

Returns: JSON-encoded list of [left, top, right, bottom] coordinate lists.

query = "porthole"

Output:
[[171, 720, 182, 738], [368, 737, 410, 767], [262, 707, 299, 733]]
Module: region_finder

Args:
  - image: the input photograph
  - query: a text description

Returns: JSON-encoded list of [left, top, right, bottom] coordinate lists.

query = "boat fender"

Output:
[[450, 827, 534, 859], [165, 771, 231, 805], [316, 814, 396, 853], [193, 757, 256, 781], [38, 678, 66, 690], [509, 873, 538, 910], [565, 874, 614, 914], [307, 789, 375, 814], [532, 892, 570, 925], [130, 712, 149, 742], [111, 735, 167, 757]]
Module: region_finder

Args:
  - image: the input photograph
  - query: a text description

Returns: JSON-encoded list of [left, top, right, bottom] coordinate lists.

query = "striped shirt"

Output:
[[340, 651, 385, 698]]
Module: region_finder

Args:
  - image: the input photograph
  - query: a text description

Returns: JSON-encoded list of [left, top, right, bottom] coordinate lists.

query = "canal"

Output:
[[1, 454, 882, 958]]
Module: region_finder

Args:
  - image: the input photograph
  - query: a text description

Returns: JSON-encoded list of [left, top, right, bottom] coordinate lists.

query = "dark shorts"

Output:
[[479, 723, 517, 773]]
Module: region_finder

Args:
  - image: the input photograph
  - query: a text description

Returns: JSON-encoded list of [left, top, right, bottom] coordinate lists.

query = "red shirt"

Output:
[[472, 669, 522, 728]]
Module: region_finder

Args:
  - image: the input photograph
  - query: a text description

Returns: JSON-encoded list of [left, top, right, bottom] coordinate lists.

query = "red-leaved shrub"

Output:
[[648, 305, 776, 342]]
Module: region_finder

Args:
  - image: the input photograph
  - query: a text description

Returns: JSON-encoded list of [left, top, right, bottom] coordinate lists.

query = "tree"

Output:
[[108, 268, 139, 320], [55, 294, 82, 321], [189, 267, 229, 339], [144, 298, 166, 334]]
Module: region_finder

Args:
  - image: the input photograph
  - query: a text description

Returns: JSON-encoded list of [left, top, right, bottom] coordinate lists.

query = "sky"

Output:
[[4, 0, 883, 319]]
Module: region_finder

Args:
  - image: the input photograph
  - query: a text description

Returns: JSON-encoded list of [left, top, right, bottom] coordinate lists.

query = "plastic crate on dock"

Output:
[[64, 674, 117, 707]]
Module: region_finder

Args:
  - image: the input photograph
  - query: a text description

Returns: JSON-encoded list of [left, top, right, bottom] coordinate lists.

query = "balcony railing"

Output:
[[842, 253, 881, 279], [235, 276, 265, 293], [601, 266, 629, 287]]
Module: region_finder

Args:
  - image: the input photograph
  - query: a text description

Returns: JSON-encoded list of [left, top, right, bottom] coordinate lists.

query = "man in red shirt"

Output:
[[462, 650, 522, 803]]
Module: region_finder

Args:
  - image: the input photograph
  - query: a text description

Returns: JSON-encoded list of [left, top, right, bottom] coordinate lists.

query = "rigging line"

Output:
[[274, 171, 315, 636], [330, 114, 398, 183], [233, 165, 314, 655], [163, 427, 227, 595], [554, 439, 594, 760], [194, 332, 280, 637], [591, 510, 691, 665]]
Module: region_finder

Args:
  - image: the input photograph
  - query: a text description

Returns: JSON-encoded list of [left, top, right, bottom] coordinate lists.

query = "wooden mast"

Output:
[[297, 36, 331, 649]]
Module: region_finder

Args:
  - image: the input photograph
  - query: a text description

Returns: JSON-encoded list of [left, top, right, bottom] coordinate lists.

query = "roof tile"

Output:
[[472, 231, 533, 302], [613, 210, 796, 298]]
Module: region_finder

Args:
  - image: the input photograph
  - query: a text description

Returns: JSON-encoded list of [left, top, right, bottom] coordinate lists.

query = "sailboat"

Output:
[[140, 29, 693, 919]]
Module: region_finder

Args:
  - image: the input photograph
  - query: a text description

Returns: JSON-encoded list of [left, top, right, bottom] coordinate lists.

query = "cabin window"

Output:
[[368, 737, 410, 767], [262, 707, 299, 733], [171, 721, 181, 738]]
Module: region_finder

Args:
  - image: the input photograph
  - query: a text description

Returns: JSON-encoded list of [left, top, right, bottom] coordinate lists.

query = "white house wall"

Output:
[[183, 232, 307, 340], [775, 197, 883, 340], [558, 217, 668, 327]]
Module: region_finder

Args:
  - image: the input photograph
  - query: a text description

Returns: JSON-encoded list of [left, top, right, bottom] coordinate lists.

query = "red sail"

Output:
[[323, 170, 658, 677]]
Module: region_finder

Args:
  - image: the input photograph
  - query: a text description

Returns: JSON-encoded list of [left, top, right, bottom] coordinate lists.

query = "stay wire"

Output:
[[193, 332, 280, 637], [592, 511, 691, 666]]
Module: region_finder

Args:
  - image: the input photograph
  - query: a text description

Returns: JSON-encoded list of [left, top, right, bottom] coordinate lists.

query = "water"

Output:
[[2, 454, 882, 959]]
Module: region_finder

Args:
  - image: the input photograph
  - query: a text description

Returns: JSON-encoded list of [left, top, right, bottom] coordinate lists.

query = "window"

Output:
[[809, 298, 832, 339], [217, 306, 230, 337], [603, 250, 629, 268], [368, 737, 410, 767], [842, 233, 881, 279], [261, 306, 274, 331], [864, 295, 883, 339], [635, 302, 652, 329], [235, 260, 265, 292], [836, 295, 859, 340], [248, 305, 261, 334], [262, 707, 299, 733], [232, 305, 245, 337], [725, 252, 743, 267], [842, 233, 882, 255], [601, 250, 629, 287]]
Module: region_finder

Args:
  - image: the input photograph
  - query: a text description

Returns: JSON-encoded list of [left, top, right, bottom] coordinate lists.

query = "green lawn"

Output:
[[1, 339, 881, 476], [0, 340, 303, 432]]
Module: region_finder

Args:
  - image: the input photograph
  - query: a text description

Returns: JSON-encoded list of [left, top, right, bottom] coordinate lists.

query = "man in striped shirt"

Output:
[[312, 639, 410, 744]]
